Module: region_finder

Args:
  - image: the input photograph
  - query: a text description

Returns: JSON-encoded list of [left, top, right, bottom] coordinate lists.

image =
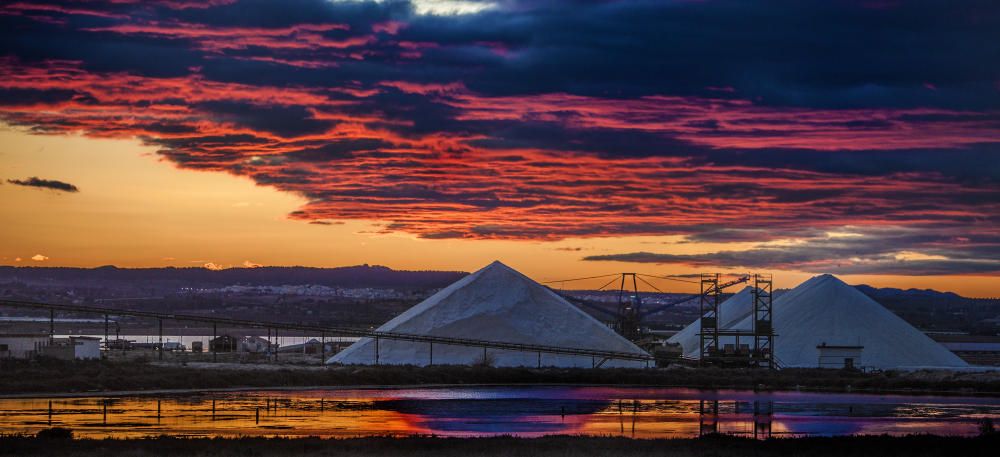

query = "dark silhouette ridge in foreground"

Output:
[[2, 433, 998, 457]]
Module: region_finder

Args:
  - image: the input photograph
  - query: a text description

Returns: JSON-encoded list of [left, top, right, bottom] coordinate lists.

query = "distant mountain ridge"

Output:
[[855, 284, 964, 301], [0, 265, 469, 289], [854, 284, 1000, 333], [0, 266, 988, 300]]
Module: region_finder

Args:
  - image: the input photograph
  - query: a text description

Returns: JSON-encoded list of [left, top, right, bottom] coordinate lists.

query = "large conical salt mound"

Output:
[[327, 261, 649, 367], [667, 286, 755, 358], [730, 274, 967, 370]]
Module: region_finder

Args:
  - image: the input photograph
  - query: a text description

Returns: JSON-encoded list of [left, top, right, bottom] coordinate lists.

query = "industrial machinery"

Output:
[[552, 272, 750, 343], [699, 273, 774, 369]]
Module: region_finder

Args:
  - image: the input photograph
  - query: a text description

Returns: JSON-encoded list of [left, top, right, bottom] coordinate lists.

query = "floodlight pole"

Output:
[[158, 318, 163, 360]]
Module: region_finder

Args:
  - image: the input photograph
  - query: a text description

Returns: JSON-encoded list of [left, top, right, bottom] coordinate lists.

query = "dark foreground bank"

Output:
[[2, 432, 999, 457], [2, 358, 999, 396]]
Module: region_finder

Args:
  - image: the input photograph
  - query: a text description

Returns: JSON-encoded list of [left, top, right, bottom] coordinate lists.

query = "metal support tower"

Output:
[[699, 273, 721, 364], [752, 274, 774, 369], [614, 273, 643, 341]]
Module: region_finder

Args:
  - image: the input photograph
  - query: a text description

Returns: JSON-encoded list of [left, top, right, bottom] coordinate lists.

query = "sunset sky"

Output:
[[1, 1, 998, 296]]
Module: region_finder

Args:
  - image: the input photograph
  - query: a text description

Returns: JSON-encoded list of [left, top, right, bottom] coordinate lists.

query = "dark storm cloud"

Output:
[[6, 0, 995, 108], [584, 229, 1000, 275], [194, 101, 335, 137], [698, 144, 1000, 184], [0, 88, 78, 106], [399, 0, 1000, 109], [7, 176, 79, 193]]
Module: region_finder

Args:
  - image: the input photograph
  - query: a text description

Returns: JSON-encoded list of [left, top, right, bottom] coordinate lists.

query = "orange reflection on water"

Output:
[[0, 395, 420, 439], [0, 387, 996, 439]]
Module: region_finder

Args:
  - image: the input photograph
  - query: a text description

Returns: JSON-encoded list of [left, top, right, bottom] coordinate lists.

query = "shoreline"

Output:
[[3, 359, 1000, 399], [3, 381, 1000, 400]]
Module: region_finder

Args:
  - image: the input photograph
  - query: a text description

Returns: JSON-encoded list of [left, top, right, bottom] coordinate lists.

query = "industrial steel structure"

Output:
[[699, 273, 774, 368], [552, 272, 750, 343], [3, 270, 775, 368]]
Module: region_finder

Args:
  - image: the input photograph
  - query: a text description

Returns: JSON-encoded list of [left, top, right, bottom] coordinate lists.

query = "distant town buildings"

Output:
[[179, 284, 418, 300]]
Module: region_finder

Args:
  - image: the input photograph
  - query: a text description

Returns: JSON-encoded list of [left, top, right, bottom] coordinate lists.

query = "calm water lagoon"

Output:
[[1, 386, 998, 439]]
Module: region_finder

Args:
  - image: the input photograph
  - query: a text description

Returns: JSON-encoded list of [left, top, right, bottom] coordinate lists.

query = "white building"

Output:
[[239, 335, 273, 353], [42, 336, 102, 360], [0, 334, 51, 359]]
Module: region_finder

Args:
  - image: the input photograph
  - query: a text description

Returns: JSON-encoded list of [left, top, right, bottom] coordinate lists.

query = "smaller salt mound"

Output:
[[666, 287, 755, 358], [328, 261, 649, 368], [729, 274, 968, 370]]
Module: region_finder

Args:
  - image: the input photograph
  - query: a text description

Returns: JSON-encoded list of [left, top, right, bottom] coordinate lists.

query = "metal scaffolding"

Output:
[[698, 273, 776, 369], [752, 273, 774, 369], [699, 273, 722, 364]]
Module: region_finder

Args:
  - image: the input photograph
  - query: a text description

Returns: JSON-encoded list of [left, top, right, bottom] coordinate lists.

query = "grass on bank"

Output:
[[2, 431, 999, 457], [2, 358, 999, 395]]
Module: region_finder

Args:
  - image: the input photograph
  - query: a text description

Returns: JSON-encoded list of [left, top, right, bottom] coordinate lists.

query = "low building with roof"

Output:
[[0, 333, 50, 359]]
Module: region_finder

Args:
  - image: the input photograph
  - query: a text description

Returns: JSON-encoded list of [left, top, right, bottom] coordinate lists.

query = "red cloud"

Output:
[[85, 22, 365, 53], [0, 57, 997, 244], [447, 93, 998, 151]]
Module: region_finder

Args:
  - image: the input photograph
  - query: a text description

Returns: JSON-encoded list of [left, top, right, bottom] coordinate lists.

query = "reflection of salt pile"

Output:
[[672, 274, 968, 369], [666, 286, 755, 359], [328, 261, 648, 367]]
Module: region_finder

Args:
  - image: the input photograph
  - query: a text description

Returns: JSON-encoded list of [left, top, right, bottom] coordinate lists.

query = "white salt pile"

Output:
[[708, 274, 968, 370], [327, 261, 648, 368]]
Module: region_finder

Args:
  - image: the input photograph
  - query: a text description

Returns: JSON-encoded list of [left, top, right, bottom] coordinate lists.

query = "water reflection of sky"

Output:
[[0, 386, 997, 439]]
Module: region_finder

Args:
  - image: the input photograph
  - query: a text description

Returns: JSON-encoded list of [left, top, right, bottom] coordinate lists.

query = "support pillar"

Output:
[[429, 342, 433, 366], [374, 336, 379, 365], [699, 273, 721, 365], [212, 323, 217, 362], [753, 274, 774, 369], [158, 318, 163, 360]]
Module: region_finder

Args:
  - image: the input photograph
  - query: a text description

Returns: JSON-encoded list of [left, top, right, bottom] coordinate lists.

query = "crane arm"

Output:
[[638, 275, 749, 318]]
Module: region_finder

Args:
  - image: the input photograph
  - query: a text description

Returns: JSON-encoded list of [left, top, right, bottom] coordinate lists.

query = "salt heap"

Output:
[[725, 274, 968, 370], [327, 261, 648, 367], [666, 286, 755, 359]]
